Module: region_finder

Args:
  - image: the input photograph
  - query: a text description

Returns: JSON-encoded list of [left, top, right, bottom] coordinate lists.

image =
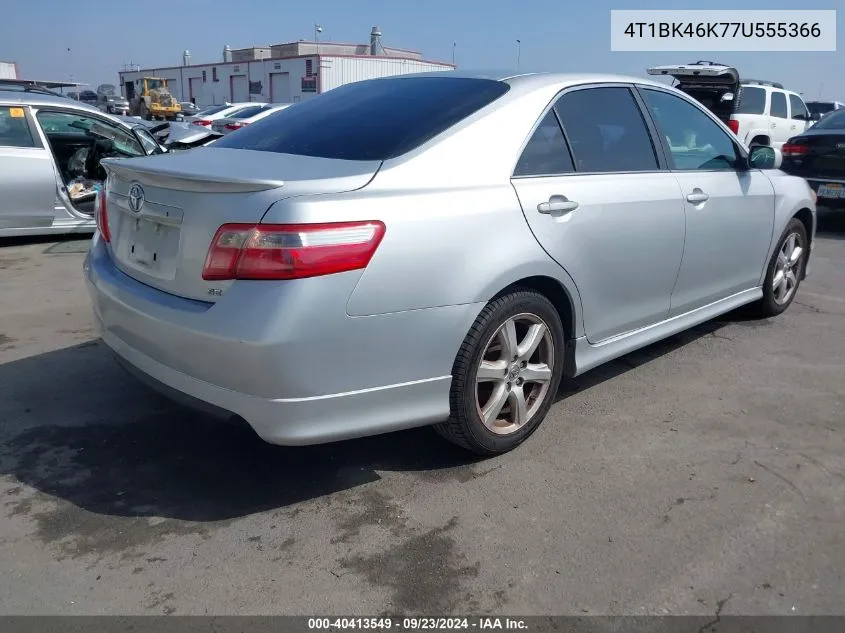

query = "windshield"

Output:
[[215, 76, 511, 161], [146, 79, 165, 91], [808, 102, 836, 116], [812, 109, 845, 130]]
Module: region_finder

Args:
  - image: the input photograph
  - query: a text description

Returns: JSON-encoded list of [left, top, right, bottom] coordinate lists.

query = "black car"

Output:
[[77, 89, 99, 105], [781, 108, 845, 208]]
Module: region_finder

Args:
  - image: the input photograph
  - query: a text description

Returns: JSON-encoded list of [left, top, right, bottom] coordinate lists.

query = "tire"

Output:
[[753, 218, 808, 318], [435, 289, 565, 456]]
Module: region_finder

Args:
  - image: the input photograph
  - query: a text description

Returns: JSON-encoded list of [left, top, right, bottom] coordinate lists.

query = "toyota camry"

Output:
[[84, 71, 816, 455]]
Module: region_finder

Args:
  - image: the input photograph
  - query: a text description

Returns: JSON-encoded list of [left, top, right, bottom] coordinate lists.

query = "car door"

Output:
[[788, 93, 812, 136], [638, 87, 775, 316], [34, 108, 147, 215], [0, 104, 60, 231], [510, 85, 686, 344], [768, 90, 791, 147]]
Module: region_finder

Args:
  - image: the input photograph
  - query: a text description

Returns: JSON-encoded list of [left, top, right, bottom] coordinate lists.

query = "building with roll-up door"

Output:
[[117, 26, 454, 108]]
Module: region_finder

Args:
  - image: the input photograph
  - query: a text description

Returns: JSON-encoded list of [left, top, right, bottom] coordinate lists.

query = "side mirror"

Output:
[[749, 145, 782, 170]]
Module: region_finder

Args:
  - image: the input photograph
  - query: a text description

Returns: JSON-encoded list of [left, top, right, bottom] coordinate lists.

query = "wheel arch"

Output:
[[792, 207, 814, 278], [493, 276, 577, 342]]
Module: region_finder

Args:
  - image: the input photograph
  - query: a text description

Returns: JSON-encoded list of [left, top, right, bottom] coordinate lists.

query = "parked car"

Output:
[[647, 62, 813, 149], [77, 90, 99, 106], [178, 102, 200, 117], [211, 103, 292, 135], [781, 108, 845, 209], [183, 102, 264, 126], [98, 93, 130, 116], [0, 89, 166, 237], [85, 71, 816, 455], [806, 100, 845, 122]]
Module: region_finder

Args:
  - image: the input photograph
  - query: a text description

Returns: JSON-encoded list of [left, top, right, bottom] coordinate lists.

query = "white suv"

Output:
[[648, 62, 813, 149]]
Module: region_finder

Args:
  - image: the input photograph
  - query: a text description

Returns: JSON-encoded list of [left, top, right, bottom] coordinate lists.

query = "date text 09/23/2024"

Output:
[[307, 618, 528, 630]]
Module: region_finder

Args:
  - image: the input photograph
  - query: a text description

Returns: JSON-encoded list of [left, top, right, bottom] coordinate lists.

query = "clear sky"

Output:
[[2, 0, 842, 100]]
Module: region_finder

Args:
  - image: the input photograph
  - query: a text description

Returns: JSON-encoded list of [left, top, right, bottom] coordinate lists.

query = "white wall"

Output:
[[118, 55, 453, 108], [320, 57, 452, 92], [120, 57, 313, 107]]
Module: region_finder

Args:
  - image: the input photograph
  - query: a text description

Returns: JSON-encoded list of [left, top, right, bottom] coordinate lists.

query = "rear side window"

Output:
[[735, 86, 766, 114], [215, 76, 511, 161], [789, 94, 809, 119], [770, 91, 788, 118], [513, 111, 574, 176], [0, 106, 38, 148], [554, 87, 658, 173]]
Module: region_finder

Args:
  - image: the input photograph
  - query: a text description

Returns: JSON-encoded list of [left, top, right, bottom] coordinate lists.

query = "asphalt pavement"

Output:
[[1, 212, 843, 616]]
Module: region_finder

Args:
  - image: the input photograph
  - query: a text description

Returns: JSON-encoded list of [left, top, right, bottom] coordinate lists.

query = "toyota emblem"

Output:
[[128, 184, 145, 213]]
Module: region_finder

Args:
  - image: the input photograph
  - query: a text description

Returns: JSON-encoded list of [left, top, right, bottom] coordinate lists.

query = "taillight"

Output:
[[202, 221, 386, 281], [782, 142, 809, 157], [224, 122, 248, 130], [192, 119, 212, 126], [95, 188, 111, 243], [727, 119, 740, 135]]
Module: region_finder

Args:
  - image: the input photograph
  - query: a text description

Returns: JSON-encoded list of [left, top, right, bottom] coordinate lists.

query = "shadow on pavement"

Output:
[[0, 306, 753, 524]]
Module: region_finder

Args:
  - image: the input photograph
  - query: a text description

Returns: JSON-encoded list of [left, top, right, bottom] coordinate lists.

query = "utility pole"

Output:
[[315, 24, 322, 43], [516, 39, 521, 69], [452, 41, 456, 65]]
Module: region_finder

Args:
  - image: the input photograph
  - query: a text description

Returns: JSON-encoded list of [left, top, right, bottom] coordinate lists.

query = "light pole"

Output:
[[315, 24, 322, 43], [516, 39, 521, 69], [452, 41, 456, 65]]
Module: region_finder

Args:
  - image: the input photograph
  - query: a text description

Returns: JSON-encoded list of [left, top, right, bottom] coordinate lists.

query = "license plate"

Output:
[[817, 183, 845, 199], [128, 218, 166, 270]]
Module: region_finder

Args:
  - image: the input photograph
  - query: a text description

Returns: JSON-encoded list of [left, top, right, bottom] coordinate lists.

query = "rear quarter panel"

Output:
[[262, 183, 584, 328]]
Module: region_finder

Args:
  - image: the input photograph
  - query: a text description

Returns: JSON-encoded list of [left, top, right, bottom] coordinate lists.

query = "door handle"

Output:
[[537, 197, 579, 214], [686, 191, 710, 204]]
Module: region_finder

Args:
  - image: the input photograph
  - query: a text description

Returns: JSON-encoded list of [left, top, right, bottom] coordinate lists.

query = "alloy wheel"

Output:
[[772, 232, 803, 305], [475, 313, 555, 435]]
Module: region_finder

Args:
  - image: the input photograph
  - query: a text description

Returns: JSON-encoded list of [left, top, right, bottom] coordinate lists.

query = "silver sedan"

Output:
[[84, 71, 816, 455]]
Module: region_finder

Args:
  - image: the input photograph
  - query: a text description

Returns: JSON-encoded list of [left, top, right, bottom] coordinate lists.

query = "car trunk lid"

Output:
[[784, 131, 845, 180], [101, 147, 381, 302], [647, 62, 740, 122]]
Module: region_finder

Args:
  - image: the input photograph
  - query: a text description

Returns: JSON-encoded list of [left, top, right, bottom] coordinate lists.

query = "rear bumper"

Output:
[[84, 237, 480, 445]]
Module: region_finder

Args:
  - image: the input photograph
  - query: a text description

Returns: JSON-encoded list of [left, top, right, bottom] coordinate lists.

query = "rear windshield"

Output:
[[812, 109, 845, 130], [214, 76, 511, 161], [230, 105, 268, 119], [196, 105, 229, 117]]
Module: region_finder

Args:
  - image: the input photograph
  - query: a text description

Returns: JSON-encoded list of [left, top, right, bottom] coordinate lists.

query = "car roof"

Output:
[[371, 70, 674, 91], [0, 89, 138, 129], [0, 89, 106, 111]]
